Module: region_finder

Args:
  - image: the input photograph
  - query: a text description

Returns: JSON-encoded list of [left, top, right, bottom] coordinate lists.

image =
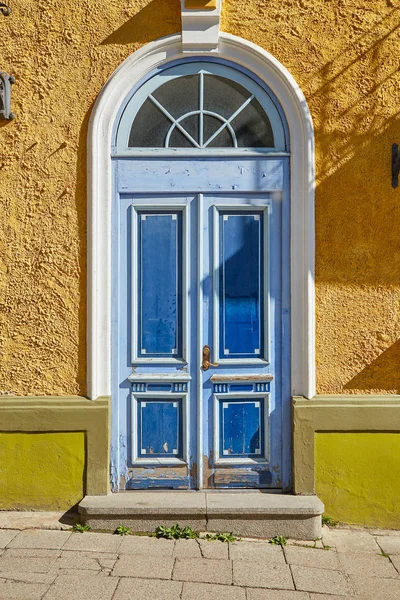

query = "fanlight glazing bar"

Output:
[[149, 94, 201, 149], [199, 71, 204, 148], [165, 109, 237, 148], [203, 94, 255, 148]]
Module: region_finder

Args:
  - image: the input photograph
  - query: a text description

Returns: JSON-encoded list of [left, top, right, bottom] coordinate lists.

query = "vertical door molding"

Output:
[[87, 33, 315, 401]]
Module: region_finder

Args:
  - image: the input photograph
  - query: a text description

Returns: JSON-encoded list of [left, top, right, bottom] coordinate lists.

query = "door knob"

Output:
[[202, 345, 219, 371]]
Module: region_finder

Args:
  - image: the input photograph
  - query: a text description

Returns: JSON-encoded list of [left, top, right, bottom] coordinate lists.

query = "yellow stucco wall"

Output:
[[0, 432, 85, 510], [315, 432, 400, 529], [0, 0, 399, 395]]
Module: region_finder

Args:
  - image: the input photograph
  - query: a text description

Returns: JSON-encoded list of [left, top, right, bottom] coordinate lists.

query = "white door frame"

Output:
[[87, 32, 315, 402]]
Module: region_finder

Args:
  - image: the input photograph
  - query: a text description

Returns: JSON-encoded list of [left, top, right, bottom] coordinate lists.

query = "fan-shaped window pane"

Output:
[[207, 126, 235, 148], [152, 75, 199, 118], [122, 64, 285, 151], [203, 114, 227, 143], [128, 98, 170, 147], [169, 114, 200, 147], [168, 128, 193, 148], [203, 75, 251, 119], [232, 99, 274, 147]]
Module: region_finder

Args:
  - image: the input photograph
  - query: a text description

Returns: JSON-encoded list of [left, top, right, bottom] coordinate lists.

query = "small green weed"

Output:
[[269, 535, 287, 546], [205, 532, 236, 543], [322, 515, 338, 527], [155, 524, 199, 540], [324, 545, 331, 551], [114, 525, 132, 536], [380, 550, 389, 558], [73, 523, 91, 533]]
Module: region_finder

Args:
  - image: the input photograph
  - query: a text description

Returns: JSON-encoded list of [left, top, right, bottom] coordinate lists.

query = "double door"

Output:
[[113, 158, 290, 490]]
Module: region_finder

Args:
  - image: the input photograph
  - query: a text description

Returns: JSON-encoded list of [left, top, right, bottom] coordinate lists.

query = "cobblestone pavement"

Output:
[[0, 526, 399, 599]]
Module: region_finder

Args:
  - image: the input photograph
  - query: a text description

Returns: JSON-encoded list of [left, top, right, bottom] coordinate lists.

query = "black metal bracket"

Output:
[[392, 143, 400, 188], [0, 3, 11, 16]]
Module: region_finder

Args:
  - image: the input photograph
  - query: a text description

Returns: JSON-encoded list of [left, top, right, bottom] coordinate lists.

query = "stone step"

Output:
[[79, 492, 324, 540]]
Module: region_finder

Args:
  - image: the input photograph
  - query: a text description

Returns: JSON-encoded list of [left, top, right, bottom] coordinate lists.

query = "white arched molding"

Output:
[[87, 33, 316, 401]]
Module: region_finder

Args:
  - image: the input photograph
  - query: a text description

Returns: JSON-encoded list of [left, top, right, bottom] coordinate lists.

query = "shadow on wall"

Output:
[[101, 0, 181, 46], [315, 110, 400, 287], [344, 339, 400, 393], [309, 8, 400, 286], [302, 8, 400, 393]]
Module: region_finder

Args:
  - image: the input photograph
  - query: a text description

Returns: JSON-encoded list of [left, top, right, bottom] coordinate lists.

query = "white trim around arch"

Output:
[[87, 32, 315, 401]]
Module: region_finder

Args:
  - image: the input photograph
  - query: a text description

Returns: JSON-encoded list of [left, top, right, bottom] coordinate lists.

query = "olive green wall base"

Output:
[[0, 396, 110, 511], [0, 432, 85, 510], [316, 432, 400, 529], [293, 395, 400, 528]]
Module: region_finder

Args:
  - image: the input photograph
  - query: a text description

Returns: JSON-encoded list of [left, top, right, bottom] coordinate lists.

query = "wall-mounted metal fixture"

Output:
[[0, 3, 11, 16], [0, 72, 15, 120], [392, 143, 400, 188]]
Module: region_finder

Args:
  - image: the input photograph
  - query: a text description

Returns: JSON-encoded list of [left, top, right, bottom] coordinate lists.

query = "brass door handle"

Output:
[[202, 345, 219, 371]]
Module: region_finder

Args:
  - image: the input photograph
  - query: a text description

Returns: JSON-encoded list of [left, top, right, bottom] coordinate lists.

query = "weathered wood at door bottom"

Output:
[[125, 466, 189, 490], [124, 464, 277, 489], [214, 467, 274, 488]]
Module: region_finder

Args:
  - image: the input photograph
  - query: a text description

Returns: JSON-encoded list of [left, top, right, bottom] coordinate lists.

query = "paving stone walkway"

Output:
[[0, 525, 399, 599]]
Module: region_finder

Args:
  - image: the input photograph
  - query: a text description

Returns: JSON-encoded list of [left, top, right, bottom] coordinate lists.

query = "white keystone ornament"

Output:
[[180, 0, 223, 53]]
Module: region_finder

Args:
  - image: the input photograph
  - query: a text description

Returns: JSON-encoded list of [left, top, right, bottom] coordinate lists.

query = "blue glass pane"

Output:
[[220, 400, 263, 457], [220, 213, 263, 358], [139, 400, 180, 457], [139, 213, 181, 357]]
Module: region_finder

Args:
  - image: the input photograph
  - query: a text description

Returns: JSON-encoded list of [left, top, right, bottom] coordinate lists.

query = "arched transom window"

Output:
[[116, 63, 286, 153]]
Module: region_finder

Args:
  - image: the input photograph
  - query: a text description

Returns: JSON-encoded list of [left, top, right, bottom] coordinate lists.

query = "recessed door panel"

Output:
[[220, 399, 264, 457], [138, 212, 182, 358], [219, 212, 263, 358], [138, 399, 182, 458]]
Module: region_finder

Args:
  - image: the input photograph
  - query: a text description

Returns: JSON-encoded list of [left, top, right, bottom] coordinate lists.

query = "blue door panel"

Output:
[[138, 400, 181, 458], [220, 213, 263, 358], [138, 212, 182, 357], [220, 400, 263, 457]]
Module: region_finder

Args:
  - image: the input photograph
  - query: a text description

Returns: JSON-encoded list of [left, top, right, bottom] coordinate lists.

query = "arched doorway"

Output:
[[87, 34, 315, 493]]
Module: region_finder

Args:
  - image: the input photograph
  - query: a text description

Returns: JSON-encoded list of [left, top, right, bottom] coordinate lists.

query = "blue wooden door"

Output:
[[113, 158, 290, 490], [112, 60, 290, 490], [200, 194, 287, 488]]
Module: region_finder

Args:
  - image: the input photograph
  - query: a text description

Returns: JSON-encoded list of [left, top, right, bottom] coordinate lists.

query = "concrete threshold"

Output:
[[79, 492, 324, 540]]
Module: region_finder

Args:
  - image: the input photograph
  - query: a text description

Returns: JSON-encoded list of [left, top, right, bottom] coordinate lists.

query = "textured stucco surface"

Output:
[[0, 432, 85, 510], [0, 0, 399, 394], [316, 432, 400, 528]]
